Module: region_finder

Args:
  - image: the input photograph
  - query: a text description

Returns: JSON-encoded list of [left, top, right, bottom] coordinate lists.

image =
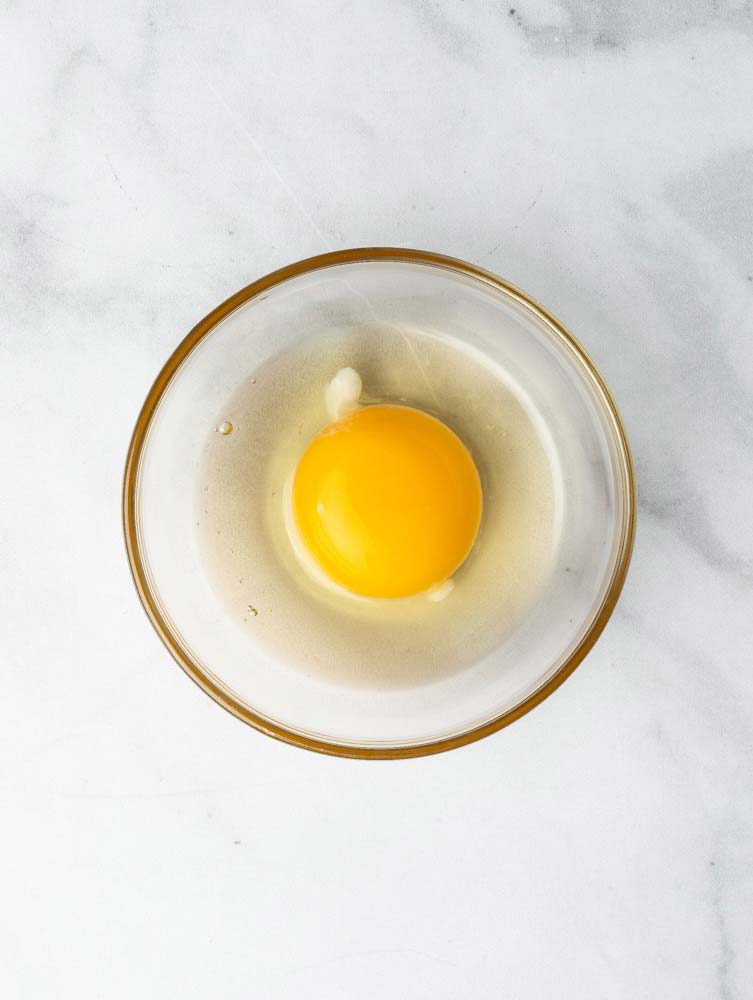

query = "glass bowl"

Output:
[[123, 248, 635, 758]]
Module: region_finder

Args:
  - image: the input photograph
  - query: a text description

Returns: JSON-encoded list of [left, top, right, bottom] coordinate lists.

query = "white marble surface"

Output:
[[2, 2, 752, 997]]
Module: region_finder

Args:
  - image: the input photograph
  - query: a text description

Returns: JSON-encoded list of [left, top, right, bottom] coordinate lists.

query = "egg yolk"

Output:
[[292, 404, 482, 598]]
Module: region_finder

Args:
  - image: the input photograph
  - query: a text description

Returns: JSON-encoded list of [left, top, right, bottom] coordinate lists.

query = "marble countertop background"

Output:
[[2, 2, 752, 997]]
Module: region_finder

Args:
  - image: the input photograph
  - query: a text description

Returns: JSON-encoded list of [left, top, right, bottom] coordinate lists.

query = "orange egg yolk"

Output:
[[292, 404, 482, 599]]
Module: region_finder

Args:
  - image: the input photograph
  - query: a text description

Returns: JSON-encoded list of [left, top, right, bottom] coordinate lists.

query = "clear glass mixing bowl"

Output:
[[123, 248, 635, 758]]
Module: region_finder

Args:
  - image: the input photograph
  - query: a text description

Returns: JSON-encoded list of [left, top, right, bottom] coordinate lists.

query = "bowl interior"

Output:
[[126, 250, 633, 755]]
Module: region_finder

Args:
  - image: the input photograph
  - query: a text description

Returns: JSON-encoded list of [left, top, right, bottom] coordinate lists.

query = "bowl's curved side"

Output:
[[122, 247, 636, 759]]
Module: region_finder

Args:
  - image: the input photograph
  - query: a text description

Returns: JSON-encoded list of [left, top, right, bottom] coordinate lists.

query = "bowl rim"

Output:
[[123, 247, 636, 759]]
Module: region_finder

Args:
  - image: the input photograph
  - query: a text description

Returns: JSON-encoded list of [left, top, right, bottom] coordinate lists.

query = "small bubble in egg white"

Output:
[[247, 605, 258, 616], [218, 421, 233, 435]]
